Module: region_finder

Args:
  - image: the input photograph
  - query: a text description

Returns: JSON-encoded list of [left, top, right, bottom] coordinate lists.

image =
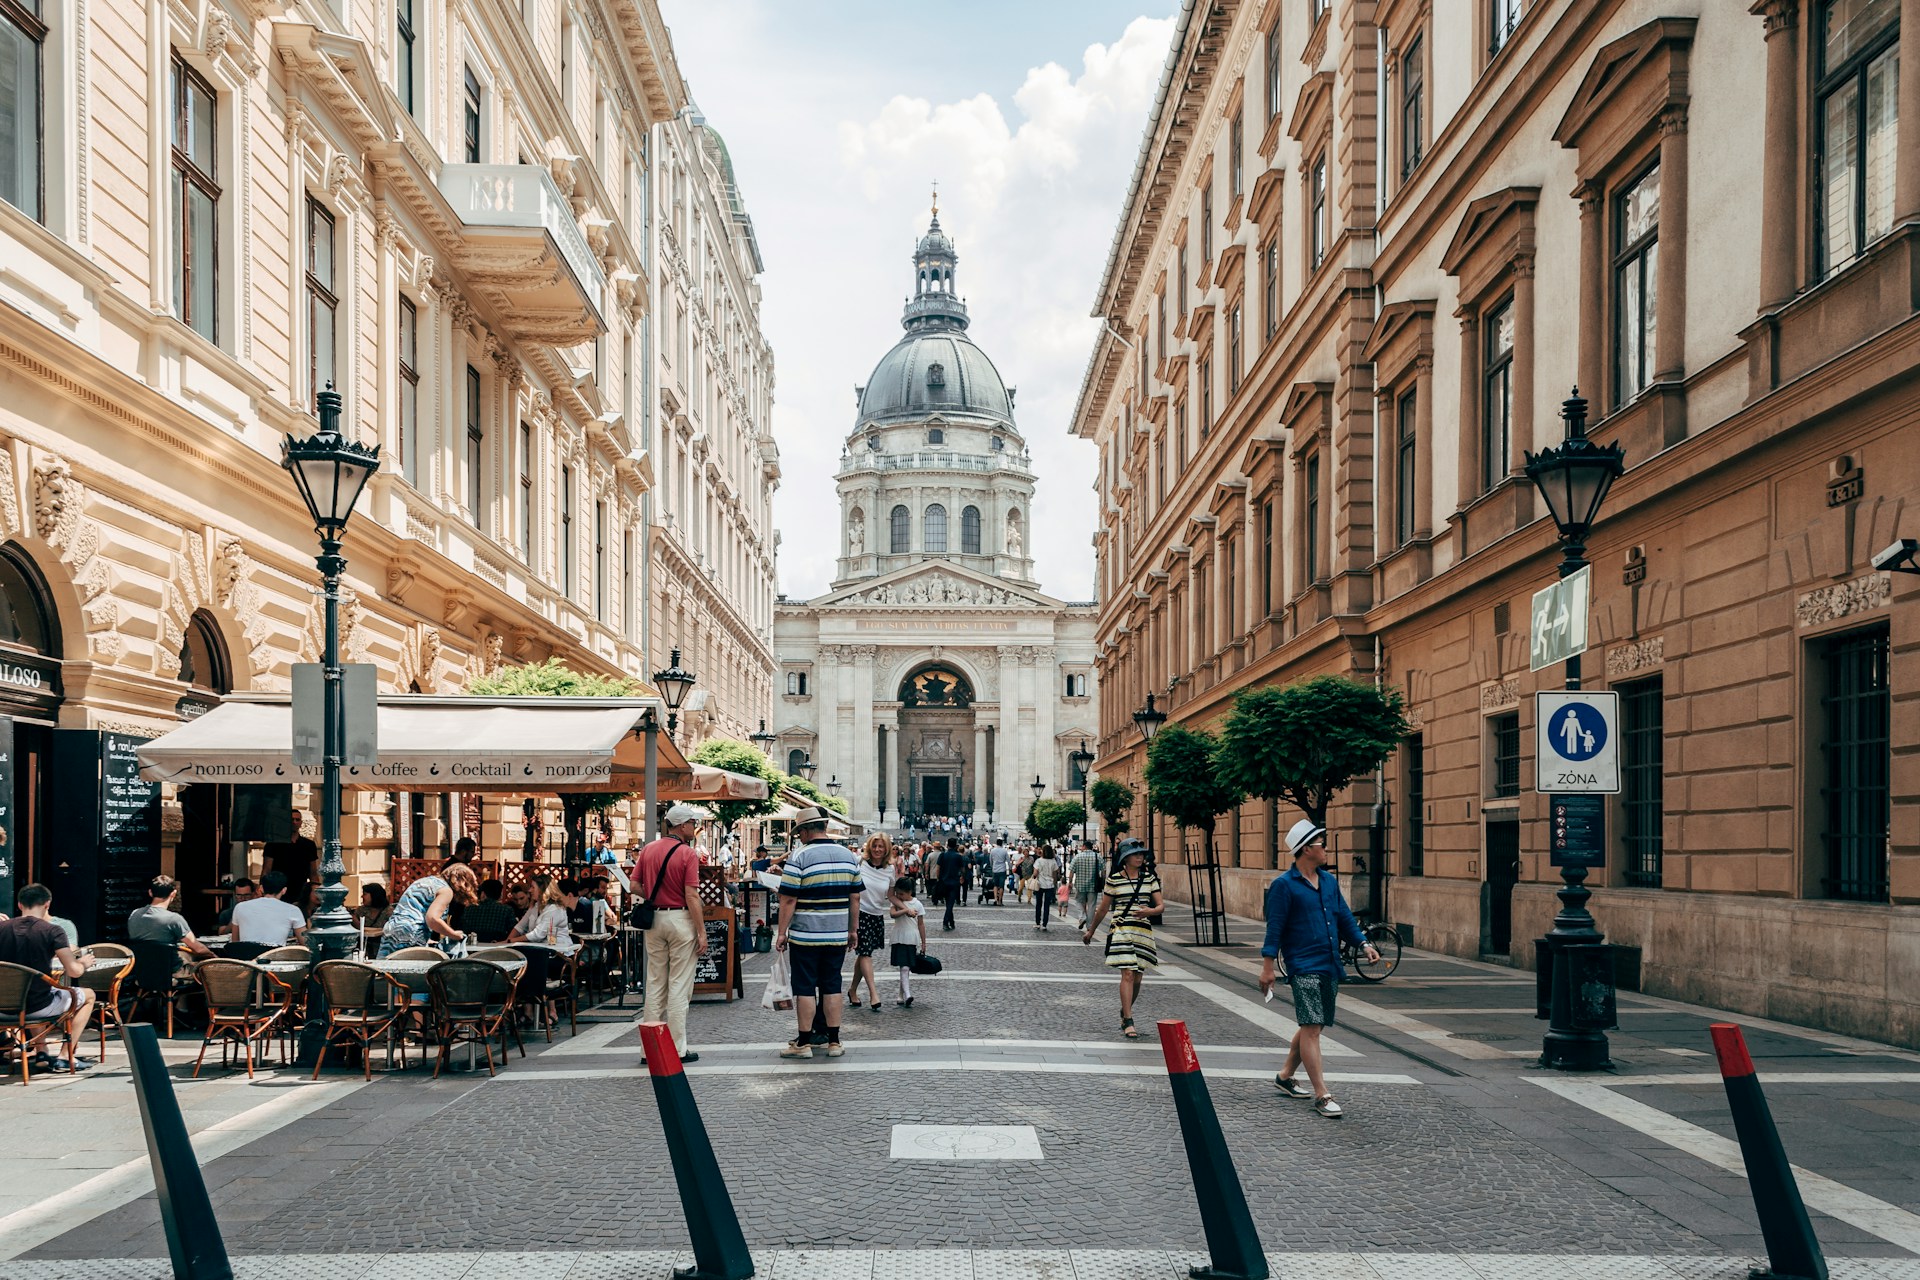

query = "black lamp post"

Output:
[[1132, 693, 1167, 864], [1070, 739, 1095, 847], [797, 756, 817, 783], [652, 647, 696, 738], [827, 776, 841, 798], [749, 718, 776, 756], [281, 384, 380, 989], [1524, 387, 1626, 1073], [1029, 774, 1044, 815]]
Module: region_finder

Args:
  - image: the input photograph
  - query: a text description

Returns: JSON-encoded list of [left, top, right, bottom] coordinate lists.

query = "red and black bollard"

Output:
[[1710, 1023, 1828, 1280], [126, 1022, 234, 1280], [640, 1022, 756, 1280], [1158, 1019, 1270, 1280]]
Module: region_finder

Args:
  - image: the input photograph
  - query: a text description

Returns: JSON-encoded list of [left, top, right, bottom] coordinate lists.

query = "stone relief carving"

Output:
[[1479, 679, 1519, 711], [483, 630, 505, 674], [31, 455, 77, 542], [0, 448, 18, 538], [216, 538, 249, 607], [1605, 636, 1665, 680], [853, 573, 1023, 607], [1797, 573, 1891, 628]]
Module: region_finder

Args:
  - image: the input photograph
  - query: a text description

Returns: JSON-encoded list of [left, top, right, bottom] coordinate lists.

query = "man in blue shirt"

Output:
[[1259, 820, 1376, 1118]]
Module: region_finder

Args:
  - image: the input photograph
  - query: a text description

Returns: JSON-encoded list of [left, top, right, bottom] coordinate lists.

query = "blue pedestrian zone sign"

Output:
[[1535, 691, 1619, 794]]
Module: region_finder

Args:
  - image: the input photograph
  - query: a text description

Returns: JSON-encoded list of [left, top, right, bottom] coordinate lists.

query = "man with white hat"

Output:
[[775, 805, 863, 1059], [1259, 819, 1376, 1118], [632, 803, 711, 1063]]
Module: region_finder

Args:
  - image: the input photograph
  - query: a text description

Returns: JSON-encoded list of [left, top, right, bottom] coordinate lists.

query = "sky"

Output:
[[657, 1, 1179, 603]]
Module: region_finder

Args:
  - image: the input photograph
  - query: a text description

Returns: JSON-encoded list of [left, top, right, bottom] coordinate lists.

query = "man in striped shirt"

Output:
[[776, 806, 863, 1060]]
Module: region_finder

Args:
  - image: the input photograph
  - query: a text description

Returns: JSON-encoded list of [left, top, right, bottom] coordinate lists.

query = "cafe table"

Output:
[[367, 955, 526, 1072]]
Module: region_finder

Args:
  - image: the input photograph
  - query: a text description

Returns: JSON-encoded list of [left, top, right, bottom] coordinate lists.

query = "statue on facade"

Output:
[[848, 509, 866, 555], [1006, 514, 1024, 559]]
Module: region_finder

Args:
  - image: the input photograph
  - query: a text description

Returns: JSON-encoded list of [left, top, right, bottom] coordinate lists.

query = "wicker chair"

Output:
[[256, 946, 312, 963], [192, 960, 291, 1078], [425, 960, 513, 1079], [0, 962, 74, 1083], [384, 945, 446, 961], [75, 944, 132, 1063], [309, 961, 409, 1079]]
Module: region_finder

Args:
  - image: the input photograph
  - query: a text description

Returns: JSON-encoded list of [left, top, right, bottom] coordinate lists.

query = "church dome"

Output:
[[858, 330, 1013, 424]]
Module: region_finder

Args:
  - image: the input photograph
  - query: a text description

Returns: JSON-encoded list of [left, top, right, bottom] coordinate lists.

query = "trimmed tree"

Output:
[[469, 657, 644, 862], [1087, 778, 1135, 852], [1145, 725, 1245, 864], [1215, 675, 1410, 830], [1024, 797, 1086, 844], [689, 737, 784, 841]]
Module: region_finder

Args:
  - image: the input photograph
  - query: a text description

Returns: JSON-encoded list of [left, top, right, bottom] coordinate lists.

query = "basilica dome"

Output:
[[857, 330, 1013, 425]]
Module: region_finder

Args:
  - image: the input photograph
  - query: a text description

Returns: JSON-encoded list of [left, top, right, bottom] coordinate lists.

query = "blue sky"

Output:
[[658, 1, 1178, 602]]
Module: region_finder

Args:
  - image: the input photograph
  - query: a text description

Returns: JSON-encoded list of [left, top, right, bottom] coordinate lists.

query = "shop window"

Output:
[[1613, 163, 1659, 405], [1, 0, 45, 221], [1815, 0, 1899, 279], [1818, 625, 1889, 902], [171, 56, 220, 343], [1619, 676, 1664, 888], [1489, 712, 1521, 798]]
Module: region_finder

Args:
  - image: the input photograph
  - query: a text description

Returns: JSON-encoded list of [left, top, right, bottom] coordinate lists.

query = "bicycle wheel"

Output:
[[1351, 923, 1402, 982]]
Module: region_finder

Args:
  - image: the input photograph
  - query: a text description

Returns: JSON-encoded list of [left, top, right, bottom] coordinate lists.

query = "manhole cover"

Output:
[[889, 1124, 1043, 1161], [1455, 1032, 1517, 1042]]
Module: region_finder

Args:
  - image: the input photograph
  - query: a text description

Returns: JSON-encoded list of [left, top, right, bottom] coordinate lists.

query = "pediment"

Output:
[[812, 562, 1061, 611]]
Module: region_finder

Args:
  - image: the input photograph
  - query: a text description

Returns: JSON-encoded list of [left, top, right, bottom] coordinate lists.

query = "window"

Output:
[[924, 503, 948, 554], [1396, 387, 1417, 547], [1230, 107, 1244, 198], [306, 199, 337, 405], [518, 422, 533, 561], [1490, 712, 1521, 798], [1227, 304, 1243, 394], [1404, 734, 1425, 876], [1614, 163, 1659, 404], [1197, 354, 1212, 438], [1490, 0, 1522, 57], [1483, 296, 1515, 493], [1815, 0, 1899, 278], [560, 464, 575, 594], [465, 365, 483, 523], [593, 499, 607, 620], [1262, 242, 1278, 340], [890, 504, 910, 554], [1154, 434, 1165, 505], [1, 0, 45, 221], [1224, 537, 1238, 635], [961, 505, 982, 555], [1174, 396, 1188, 473], [1201, 184, 1213, 262], [462, 65, 482, 163], [1400, 34, 1425, 179], [1819, 626, 1890, 901], [1619, 677, 1664, 888], [1308, 155, 1328, 270], [1310, 0, 1328, 23], [787, 747, 806, 773], [391, 297, 419, 486], [1304, 452, 1321, 583], [1065, 673, 1089, 698], [1156, 292, 1167, 360], [623, 528, 635, 637], [1260, 498, 1274, 615], [1265, 20, 1282, 123], [928, 427, 944, 445], [395, 0, 417, 115], [1177, 244, 1188, 318], [171, 57, 220, 343]]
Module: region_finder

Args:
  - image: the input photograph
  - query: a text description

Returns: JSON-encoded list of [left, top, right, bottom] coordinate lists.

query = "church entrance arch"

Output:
[[897, 663, 977, 824]]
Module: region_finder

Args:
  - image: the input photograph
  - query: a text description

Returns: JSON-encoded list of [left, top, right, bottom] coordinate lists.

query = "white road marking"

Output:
[[537, 1020, 638, 1056], [1601, 1073, 1920, 1087], [1533, 1079, 1920, 1255], [1177, 979, 1362, 1056], [506, 1062, 1422, 1083], [1333, 993, 1519, 1061], [583, 1037, 1355, 1058]]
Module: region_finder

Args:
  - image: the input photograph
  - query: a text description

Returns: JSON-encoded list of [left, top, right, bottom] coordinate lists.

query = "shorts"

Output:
[[789, 944, 847, 999], [856, 913, 886, 957], [1289, 974, 1338, 1026], [28, 988, 84, 1021]]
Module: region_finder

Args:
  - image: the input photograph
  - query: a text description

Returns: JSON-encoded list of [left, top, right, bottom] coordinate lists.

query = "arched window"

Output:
[[923, 503, 947, 553], [178, 611, 232, 694], [0, 543, 57, 655], [787, 747, 807, 776], [961, 505, 982, 555], [785, 671, 808, 697], [890, 505, 910, 553]]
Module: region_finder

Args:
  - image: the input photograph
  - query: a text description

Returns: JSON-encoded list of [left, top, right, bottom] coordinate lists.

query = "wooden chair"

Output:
[[309, 961, 409, 1079], [192, 960, 291, 1079], [75, 944, 132, 1063], [0, 962, 75, 1083], [425, 960, 513, 1078]]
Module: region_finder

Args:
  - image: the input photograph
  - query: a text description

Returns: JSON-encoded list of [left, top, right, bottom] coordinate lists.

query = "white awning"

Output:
[[135, 693, 691, 792], [661, 764, 771, 802]]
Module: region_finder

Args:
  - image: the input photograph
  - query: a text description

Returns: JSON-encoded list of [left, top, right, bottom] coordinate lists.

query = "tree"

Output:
[[1087, 778, 1136, 851], [469, 657, 645, 862], [1024, 797, 1086, 844], [783, 774, 850, 817], [1215, 675, 1410, 829], [689, 738, 784, 837], [1145, 725, 1244, 863]]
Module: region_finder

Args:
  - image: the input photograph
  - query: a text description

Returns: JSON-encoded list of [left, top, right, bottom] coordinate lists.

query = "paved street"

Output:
[[2, 894, 1917, 1279]]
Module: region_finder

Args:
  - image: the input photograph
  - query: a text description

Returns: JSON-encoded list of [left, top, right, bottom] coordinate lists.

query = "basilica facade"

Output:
[[774, 212, 1097, 831]]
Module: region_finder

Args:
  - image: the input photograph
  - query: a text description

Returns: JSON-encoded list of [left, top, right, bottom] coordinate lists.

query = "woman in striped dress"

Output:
[[1081, 838, 1163, 1039]]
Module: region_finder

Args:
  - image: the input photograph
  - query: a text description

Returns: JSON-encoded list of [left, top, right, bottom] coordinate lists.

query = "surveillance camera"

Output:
[[1872, 539, 1920, 574]]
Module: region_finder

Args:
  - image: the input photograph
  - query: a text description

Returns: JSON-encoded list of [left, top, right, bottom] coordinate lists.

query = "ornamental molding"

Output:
[[1605, 635, 1665, 679], [1479, 678, 1519, 711], [1797, 572, 1891, 628]]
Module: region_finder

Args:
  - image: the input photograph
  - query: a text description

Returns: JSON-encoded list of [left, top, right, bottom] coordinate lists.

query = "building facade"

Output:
[[645, 102, 779, 751], [777, 211, 1098, 831], [0, 0, 687, 935], [1074, 0, 1920, 1046]]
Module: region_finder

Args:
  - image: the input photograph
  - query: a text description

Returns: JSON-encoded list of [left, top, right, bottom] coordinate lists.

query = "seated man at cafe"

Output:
[[0, 884, 98, 1072], [217, 878, 255, 937], [462, 878, 517, 943], [130, 876, 215, 960], [229, 871, 308, 949]]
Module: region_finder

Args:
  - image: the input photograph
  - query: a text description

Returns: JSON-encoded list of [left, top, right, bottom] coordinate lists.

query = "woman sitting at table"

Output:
[[509, 879, 578, 957], [356, 883, 392, 932], [377, 864, 478, 958]]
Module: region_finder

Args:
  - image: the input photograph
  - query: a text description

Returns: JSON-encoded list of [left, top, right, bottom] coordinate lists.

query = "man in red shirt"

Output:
[[0, 884, 97, 1072], [630, 804, 709, 1063]]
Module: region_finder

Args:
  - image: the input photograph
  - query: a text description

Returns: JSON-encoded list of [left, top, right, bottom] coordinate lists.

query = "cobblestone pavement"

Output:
[[9, 896, 1920, 1275]]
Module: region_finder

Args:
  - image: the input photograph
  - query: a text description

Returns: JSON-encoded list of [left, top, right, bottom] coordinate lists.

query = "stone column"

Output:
[[1755, 1, 1800, 311], [817, 646, 843, 803], [972, 722, 990, 821], [1575, 182, 1603, 400], [852, 646, 875, 822], [1034, 646, 1056, 795], [1903, 0, 1920, 225], [1653, 108, 1689, 383], [1510, 255, 1535, 472], [1413, 356, 1435, 538], [884, 712, 901, 823], [1456, 310, 1481, 507]]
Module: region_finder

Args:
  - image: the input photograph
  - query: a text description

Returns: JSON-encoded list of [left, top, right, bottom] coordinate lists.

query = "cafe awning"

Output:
[[660, 764, 772, 802], [134, 693, 692, 793]]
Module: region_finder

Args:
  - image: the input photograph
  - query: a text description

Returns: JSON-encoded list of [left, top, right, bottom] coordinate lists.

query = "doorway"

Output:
[[922, 776, 950, 817], [1486, 820, 1520, 955]]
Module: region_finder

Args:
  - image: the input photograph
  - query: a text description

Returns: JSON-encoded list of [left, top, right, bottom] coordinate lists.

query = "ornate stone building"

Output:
[[1073, 0, 1920, 1047], [0, 0, 689, 932], [775, 211, 1097, 829]]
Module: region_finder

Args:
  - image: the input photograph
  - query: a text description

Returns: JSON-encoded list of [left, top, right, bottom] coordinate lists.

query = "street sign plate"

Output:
[[1535, 690, 1619, 794], [291, 663, 379, 767], [1529, 565, 1591, 671], [1549, 794, 1606, 868], [291, 664, 321, 766]]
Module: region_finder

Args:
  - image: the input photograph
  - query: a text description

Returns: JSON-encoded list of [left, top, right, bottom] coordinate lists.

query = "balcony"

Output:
[[438, 164, 606, 345]]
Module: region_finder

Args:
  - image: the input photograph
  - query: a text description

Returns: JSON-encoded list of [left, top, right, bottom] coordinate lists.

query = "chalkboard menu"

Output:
[[99, 733, 161, 940], [693, 915, 735, 997]]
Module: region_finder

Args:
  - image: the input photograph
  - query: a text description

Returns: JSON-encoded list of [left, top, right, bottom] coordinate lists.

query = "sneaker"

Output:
[[824, 1043, 845, 1058], [1314, 1096, 1344, 1119], [1274, 1075, 1312, 1099], [779, 1041, 813, 1060]]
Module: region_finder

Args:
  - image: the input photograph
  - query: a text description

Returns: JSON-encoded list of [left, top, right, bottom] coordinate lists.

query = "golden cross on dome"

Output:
[[931, 181, 939, 220]]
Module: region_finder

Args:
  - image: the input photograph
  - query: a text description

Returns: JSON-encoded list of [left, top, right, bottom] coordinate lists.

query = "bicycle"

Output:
[[1341, 921, 1402, 982]]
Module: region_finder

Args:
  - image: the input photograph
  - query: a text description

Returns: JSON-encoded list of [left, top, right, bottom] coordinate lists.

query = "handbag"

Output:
[[909, 951, 943, 975], [628, 841, 687, 930]]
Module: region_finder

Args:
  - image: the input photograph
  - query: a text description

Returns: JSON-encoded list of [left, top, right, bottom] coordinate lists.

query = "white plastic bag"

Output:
[[761, 947, 794, 1011]]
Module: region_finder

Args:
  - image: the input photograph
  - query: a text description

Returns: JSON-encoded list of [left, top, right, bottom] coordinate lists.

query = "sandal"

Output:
[[1121, 1017, 1139, 1039]]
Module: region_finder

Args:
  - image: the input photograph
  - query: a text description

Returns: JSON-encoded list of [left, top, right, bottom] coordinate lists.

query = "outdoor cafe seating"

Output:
[[425, 959, 517, 1079], [309, 960, 411, 1080], [0, 960, 78, 1083], [192, 959, 295, 1079]]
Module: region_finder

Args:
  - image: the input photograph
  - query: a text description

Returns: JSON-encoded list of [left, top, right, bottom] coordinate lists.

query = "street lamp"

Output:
[[282, 384, 379, 979], [796, 755, 817, 782], [1524, 387, 1626, 1073], [1070, 738, 1095, 847], [1132, 693, 1167, 866], [749, 718, 776, 755], [827, 776, 841, 798], [652, 647, 696, 737]]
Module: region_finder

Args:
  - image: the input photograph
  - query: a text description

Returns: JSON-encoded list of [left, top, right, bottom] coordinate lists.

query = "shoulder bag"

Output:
[[628, 841, 688, 930]]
